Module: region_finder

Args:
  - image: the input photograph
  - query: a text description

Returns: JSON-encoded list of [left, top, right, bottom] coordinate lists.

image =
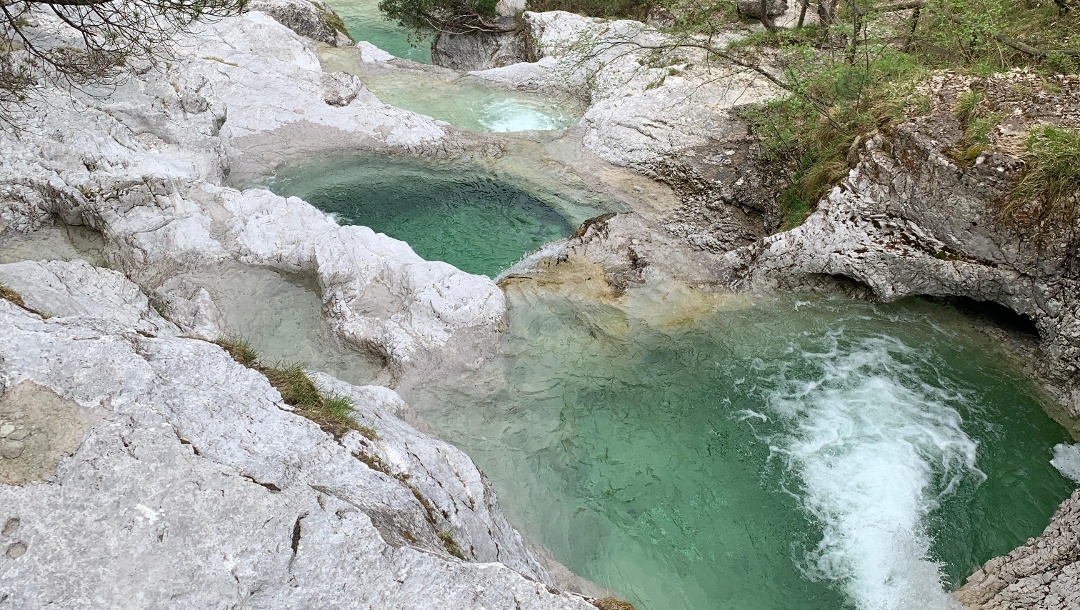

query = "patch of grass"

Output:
[[215, 335, 258, 367], [954, 90, 983, 126], [1004, 124, 1080, 230], [212, 336, 374, 440], [950, 90, 1001, 166], [437, 529, 466, 560], [0, 283, 27, 309], [592, 597, 637, 610]]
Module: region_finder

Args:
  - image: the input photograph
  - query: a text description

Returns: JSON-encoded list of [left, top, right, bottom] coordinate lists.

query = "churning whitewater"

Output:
[[756, 332, 980, 610]]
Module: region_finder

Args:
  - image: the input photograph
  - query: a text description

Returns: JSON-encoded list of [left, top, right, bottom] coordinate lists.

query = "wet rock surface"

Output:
[[956, 490, 1080, 610]]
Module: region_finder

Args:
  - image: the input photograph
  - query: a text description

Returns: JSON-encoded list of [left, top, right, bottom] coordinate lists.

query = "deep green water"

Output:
[[268, 157, 605, 277], [324, 0, 433, 63], [404, 290, 1075, 610]]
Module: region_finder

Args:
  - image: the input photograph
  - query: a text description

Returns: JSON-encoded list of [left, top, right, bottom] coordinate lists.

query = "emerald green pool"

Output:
[[404, 289, 1074, 610], [268, 157, 604, 277]]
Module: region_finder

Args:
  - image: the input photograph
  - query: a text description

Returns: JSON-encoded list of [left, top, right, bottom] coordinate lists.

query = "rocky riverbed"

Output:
[[1, 1, 1078, 609]]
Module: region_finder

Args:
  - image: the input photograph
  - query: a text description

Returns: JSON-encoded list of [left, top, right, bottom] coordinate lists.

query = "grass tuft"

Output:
[[215, 335, 258, 367], [0, 283, 27, 309], [592, 597, 637, 610], [437, 529, 466, 560], [211, 336, 374, 440], [1004, 124, 1080, 230]]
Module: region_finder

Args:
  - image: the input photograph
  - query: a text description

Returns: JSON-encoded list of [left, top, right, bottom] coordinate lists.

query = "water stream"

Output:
[[319, 47, 584, 133], [402, 287, 1075, 610], [324, 0, 433, 63]]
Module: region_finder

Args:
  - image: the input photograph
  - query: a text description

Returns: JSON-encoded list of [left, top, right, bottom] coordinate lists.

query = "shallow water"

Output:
[[175, 265, 384, 386], [0, 225, 105, 265], [268, 156, 608, 277], [323, 0, 433, 63], [319, 47, 584, 133], [405, 289, 1074, 610]]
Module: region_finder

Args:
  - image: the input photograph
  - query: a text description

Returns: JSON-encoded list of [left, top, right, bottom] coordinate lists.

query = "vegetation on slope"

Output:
[[214, 336, 377, 441], [728, 0, 1080, 229]]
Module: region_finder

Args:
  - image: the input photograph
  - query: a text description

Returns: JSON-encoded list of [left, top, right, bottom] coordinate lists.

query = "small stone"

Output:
[[0, 424, 12, 436], [5, 542, 26, 559], [1, 518, 18, 536], [7, 429, 27, 441], [0, 441, 24, 459]]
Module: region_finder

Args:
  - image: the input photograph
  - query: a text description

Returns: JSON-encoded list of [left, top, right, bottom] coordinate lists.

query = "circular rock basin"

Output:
[[405, 290, 1076, 610], [268, 157, 598, 277]]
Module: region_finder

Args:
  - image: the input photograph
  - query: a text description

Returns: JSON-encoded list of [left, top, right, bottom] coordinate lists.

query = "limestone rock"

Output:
[[247, 0, 354, 46], [357, 40, 396, 63], [433, 26, 526, 71], [954, 490, 1080, 609], [0, 260, 177, 336], [0, 10, 502, 380], [513, 11, 778, 169], [737, 0, 790, 18], [0, 260, 590, 609], [321, 71, 365, 106]]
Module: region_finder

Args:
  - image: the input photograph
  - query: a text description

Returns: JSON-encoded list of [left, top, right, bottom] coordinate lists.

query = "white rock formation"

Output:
[[473, 11, 779, 169], [0, 8, 505, 378], [0, 260, 591, 609]]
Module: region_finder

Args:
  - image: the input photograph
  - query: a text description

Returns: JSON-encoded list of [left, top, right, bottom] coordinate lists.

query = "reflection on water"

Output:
[[404, 288, 1074, 610], [324, 0, 433, 63]]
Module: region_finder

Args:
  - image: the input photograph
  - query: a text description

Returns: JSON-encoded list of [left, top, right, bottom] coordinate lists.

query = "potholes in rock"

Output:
[[160, 264, 385, 386], [0, 224, 106, 266], [265, 155, 605, 278]]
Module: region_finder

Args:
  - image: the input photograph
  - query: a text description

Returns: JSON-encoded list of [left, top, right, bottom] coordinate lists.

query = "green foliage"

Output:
[[212, 336, 374, 440], [743, 45, 927, 230], [950, 90, 1001, 166], [379, 0, 502, 35], [437, 529, 466, 559], [918, 0, 1080, 72], [1005, 124, 1080, 229]]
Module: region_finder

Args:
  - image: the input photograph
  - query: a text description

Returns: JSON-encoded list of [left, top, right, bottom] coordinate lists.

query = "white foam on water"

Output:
[[765, 334, 981, 610], [478, 99, 569, 132], [1051, 443, 1080, 484]]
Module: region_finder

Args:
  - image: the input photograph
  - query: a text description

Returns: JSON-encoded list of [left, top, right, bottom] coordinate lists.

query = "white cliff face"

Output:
[[0, 260, 589, 609]]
